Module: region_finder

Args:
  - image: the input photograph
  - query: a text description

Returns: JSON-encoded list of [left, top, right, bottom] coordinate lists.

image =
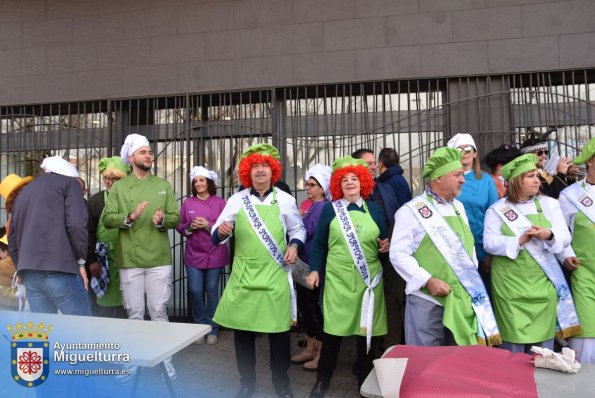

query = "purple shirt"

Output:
[[177, 195, 230, 269], [299, 199, 328, 264]]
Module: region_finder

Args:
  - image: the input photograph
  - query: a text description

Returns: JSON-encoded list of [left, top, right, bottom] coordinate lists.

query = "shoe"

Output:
[[161, 360, 177, 382], [291, 336, 317, 364], [309, 379, 329, 398], [194, 336, 205, 344], [274, 384, 295, 398], [235, 385, 255, 398], [303, 340, 321, 371], [207, 335, 218, 345], [115, 364, 138, 383]]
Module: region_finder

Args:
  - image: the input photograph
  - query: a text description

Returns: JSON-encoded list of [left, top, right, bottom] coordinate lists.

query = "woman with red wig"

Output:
[[306, 156, 389, 398]]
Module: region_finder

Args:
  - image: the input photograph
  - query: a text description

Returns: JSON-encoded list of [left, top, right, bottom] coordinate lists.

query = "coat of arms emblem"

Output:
[[418, 205, 433, 219], [8, 321, 53, 387], [504, 209, 518, 221], [580, 195, 593, 207]]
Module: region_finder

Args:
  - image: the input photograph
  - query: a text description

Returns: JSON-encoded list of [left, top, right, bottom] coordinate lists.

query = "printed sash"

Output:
[[332, 200, 382, 351], [241, 190, 297, 325], [560, 180, 595, 224], [494, 200, 582, 338], [406, 196, 501, 345]]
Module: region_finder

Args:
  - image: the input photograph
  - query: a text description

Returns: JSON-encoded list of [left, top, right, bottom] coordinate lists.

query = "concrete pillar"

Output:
[[446, 76, 514, 153]]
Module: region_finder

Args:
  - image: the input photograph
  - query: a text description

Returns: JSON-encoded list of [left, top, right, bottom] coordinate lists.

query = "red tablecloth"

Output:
[[384, 345, 538, 397]]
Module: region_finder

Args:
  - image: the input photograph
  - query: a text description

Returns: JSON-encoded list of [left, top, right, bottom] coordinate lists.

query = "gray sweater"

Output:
[[9, 173, 88, 275]]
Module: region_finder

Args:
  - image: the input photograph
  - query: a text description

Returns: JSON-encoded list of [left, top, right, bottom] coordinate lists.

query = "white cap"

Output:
[[189, 166, 218, 185], [120, 134, 150, 164], [305, 164, 332, 200], [40, 156, 79, 177], [447, 133, 477, 151]]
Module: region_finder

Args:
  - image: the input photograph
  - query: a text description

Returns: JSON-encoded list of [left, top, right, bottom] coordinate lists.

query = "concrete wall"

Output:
[[1, 0, 594, 105]]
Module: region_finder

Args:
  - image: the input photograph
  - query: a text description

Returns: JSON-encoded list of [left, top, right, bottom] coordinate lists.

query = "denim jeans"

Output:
[[186, 266, 222, 335], [21, 270, 90, 316]]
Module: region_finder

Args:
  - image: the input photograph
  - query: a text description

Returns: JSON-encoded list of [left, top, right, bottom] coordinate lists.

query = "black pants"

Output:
[[234, 329, 291, 389], [379, 253, 405, 347], [296, 283, 323, 339], [317, 332, 379, 387]]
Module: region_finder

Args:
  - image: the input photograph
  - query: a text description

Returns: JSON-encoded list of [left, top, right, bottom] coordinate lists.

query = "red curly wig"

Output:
[[329, 165, 375, 200], [238, 153, 282, 188]]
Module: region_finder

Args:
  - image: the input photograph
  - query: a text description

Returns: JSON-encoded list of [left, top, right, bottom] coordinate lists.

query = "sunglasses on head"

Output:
[[537, 150, 549, 156], [457, 146, 474, 154]]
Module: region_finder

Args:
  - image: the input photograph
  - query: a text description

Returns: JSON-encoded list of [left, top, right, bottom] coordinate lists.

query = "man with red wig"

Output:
[[390, 147, 500, 348], [211, 143, 305, 398]]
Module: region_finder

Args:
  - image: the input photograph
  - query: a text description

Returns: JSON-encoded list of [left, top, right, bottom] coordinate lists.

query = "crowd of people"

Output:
[[0, 131, 593, 398]]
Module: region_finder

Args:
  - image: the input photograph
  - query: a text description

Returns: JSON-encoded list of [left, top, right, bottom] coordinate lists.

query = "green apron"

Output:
[[323, 205, 387, 337], [570, 209, 595, 338], [414, 203, 479, 346], [213, 193, 291, 333], [491, 200, 557, 343], [96, 191, 123, 307]]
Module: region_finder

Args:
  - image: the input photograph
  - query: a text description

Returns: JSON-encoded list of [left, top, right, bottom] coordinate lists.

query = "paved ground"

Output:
[[130, 330, 361, 398]]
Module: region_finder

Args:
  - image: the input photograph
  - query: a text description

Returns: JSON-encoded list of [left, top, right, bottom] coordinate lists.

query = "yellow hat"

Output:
[[0, 234, 7, 246], [0, 174, 33, 204]]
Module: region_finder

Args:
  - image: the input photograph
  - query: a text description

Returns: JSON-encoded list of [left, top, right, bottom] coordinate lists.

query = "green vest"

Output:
[[213, 194, 291, 333], [414, 208, 479, 346], [491, 201, 557, 343], [323, 206, 387, 337], [570, 209, 595, 338], [96, 190, 123, 307]]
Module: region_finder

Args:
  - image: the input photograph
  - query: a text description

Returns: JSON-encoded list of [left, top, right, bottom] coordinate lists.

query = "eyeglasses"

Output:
[[537, 150, 549, 156], [457, 146, 474, 154], [103, 176, 121, 183], [305, 183, 320, 189]]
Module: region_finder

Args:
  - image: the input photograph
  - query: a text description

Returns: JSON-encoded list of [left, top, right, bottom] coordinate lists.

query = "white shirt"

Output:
[[483, 195, 570, 261], [341, 197, 364, 208], [389, 195, 476, 306], [557, 179, 594, 259], [212, 187, 306, 245]]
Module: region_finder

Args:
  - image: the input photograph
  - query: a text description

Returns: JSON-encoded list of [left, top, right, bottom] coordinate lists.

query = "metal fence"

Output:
[[2, 69, 594, 319]]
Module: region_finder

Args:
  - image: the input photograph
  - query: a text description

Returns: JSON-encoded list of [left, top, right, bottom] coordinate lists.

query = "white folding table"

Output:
[[1, 310, 210, 398]]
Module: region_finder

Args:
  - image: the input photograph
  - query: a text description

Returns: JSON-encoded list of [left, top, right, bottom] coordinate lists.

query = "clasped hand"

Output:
[[519, 225, 552, 245]]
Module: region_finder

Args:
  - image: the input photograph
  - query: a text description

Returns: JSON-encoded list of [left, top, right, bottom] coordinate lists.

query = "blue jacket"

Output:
[[371, 180, 399, 235], [457, 171, 498, 262], [377, 165, 412, 210]]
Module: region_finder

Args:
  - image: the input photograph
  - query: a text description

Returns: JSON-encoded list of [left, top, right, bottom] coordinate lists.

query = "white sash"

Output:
[[560, 181, 595, 224], [332, 200, 382, 352], [494, 200, 582, 338], [405, 196, 500, 345], [240, 190, 297, 325]]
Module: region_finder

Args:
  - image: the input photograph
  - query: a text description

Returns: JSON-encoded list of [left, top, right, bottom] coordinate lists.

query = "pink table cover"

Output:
[[383, 345, 538, 398]]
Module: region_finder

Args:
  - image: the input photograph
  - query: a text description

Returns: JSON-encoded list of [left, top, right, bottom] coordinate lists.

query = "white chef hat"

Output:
[[189, 166, 218, 186], [120, 134, 151, 164], [447, 133, 477, 151], [305, 163, 332, 200], [40, 156, 79, 177]]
